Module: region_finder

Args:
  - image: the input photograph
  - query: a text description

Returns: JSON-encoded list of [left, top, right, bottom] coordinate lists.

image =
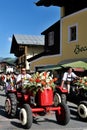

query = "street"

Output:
[[0, 90, 87, 130]]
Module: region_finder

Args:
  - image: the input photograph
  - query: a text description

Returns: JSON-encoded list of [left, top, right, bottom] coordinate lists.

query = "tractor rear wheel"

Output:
[[55, 103, 70, 125], [5, 93, 17, 117]]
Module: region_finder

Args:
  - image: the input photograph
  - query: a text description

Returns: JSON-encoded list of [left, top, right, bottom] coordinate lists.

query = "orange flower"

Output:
[[29, 78, 34, 82], [85, 82, 87, 85], [43, 72, 47, 77], [79, 79, 82, 83], [41, 80, 46, 86], [53, 78, 58, 82]]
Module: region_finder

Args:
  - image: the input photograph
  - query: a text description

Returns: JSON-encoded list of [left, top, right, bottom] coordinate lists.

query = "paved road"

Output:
[[0, 90, 87, 130]]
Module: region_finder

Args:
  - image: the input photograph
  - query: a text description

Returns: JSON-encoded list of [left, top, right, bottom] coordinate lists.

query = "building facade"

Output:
[[10, 34, 44, 71], [28, 0, 87, 71]]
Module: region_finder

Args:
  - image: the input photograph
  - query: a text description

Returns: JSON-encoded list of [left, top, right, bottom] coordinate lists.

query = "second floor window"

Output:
[[48, 31, 54, 46], [68, 24, 78, 42]]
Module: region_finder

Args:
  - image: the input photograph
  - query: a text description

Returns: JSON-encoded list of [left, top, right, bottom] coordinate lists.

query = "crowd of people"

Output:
[[0, 68, 31, 93], [0, 66, 80, 94]]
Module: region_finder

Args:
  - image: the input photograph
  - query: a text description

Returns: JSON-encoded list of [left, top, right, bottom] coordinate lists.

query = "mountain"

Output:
[[0, 57, 3, 61], [0, 57, 16, 65]]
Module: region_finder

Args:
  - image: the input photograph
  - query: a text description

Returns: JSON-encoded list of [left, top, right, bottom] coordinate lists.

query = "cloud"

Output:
[[8, 37, 12, 42]]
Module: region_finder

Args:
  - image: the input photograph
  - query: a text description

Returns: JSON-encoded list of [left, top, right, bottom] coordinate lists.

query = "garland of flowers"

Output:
[[22, 71, 57, 95], [74, 76, 87, 90]]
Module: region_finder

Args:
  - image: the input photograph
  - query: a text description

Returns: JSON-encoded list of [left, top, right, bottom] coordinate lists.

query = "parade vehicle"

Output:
[[5, 71, 70, 129], [68, 76, 87, 121]]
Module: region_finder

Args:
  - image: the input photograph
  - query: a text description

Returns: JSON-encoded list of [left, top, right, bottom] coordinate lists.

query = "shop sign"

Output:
[[74, 45, 87, 54]]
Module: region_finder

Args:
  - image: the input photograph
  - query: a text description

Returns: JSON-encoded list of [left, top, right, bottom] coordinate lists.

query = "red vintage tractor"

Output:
[[5, 71, 70, 129], [5, 86, 70, 129]]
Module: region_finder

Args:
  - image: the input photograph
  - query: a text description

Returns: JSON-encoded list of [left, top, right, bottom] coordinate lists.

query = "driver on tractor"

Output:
[[16, 68, 31, 90], [61, 67, 79, 93]]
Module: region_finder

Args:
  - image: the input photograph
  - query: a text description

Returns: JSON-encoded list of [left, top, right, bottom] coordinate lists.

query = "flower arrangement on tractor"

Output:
[[22, 71, 57, 95], [69, 76, 87, 121], [74, 76, 87, 90], [71, 76, 87, 98]]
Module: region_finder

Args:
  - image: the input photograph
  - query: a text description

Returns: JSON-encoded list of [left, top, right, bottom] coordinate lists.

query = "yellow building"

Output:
[[28, 0, 87, 71]]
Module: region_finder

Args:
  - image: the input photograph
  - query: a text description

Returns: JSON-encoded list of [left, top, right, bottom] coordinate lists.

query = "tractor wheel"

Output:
[[5, 93, 17, 117], [54, 92, 66, 106], [77, 101, 87, 120], [19, 104, 33, 129], [55, 103, 70, 125]]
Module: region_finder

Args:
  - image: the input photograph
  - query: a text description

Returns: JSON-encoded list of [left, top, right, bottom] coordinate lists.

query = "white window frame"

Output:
[[68, 23, 78, 43]]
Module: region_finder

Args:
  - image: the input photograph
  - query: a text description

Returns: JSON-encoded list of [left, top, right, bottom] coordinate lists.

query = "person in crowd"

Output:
[[0, 72, 6, 90], [10, 72, 17, 86], [16, 68, 31, 89], [0, 72, 6, 83], [5, 72, 12, 83], [61, 67, 79, 93], [5, 72, 13, 94]]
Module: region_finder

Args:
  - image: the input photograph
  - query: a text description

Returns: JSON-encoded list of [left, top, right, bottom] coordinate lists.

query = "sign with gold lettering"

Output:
[[74, 45, 87, 54]]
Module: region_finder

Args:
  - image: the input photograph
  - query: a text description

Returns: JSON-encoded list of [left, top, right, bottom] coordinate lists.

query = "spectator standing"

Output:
[[5, 72, 13, 94], [0, 72, 6, 90], [10, 72, 17, 86]]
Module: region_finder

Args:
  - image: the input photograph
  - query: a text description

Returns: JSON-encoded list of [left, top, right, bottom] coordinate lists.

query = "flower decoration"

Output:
[[74, 76, 87, 90], [23, 71, 57, 95]]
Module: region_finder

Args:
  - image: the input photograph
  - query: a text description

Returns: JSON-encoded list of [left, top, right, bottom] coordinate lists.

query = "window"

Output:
[[68, 24, 78, 42], [48, 31, 54, 46]]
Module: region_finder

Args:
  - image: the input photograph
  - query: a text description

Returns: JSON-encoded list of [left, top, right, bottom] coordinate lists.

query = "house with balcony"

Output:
[[10, 34, 44, 71], [27, 0, 87, 71]]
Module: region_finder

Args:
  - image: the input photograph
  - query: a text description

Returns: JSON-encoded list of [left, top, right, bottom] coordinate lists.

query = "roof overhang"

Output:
[[35, 0, 87, 7], [35, 0, 66, 7]]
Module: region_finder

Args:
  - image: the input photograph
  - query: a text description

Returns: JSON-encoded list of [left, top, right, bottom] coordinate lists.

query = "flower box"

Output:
[[74, 76, 87, 90], [38, 88, 53, 106], [23, 71, 57, 96]]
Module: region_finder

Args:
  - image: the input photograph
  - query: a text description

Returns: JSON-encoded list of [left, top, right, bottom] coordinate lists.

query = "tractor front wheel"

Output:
[[54, 92, 66, 106], [77, 101, 87, 120], [19, 104, 33, 129]]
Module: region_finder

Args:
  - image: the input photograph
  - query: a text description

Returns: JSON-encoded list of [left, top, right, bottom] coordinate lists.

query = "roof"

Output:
[[35, 0, 65, 7], [13, 34, 44, 46], [41, 21, 60, 34], [35, 0, 87, 7]]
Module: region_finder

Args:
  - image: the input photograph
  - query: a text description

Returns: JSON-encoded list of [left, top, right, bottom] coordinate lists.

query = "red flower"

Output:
[[36, 78, 41, 83]]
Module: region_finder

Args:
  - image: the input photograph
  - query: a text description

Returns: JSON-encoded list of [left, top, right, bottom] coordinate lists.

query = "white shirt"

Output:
[[62, 72, 77, 82], [16, 73, 31, 83]]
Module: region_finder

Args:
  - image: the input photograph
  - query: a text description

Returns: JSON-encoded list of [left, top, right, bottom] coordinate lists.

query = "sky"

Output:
[[0, 0, 60, 58]]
